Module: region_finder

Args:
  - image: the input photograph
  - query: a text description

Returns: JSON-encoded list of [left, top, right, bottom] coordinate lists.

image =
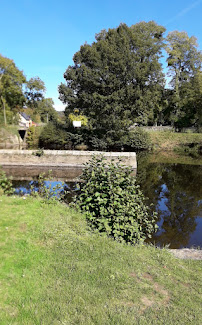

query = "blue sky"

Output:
[[1, 0, 202, 111]]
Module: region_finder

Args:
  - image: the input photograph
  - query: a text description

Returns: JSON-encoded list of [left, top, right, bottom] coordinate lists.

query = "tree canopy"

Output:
[[59, 22, 202, 133], [25, 77, 46, 108], [166, 31, 202, 127], [0, 54, 26, 124], [0, 54, 57, 125], [59, 21, 166, 133]]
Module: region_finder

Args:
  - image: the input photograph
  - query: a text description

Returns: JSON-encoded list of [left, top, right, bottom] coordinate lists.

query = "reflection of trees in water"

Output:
[[137, 158, 202, 248]]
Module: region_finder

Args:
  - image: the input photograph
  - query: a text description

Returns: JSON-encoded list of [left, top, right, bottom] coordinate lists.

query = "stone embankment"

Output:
[[169, 249, 202, 260], [0, 149, 137, 169], [0, 128, 23, 149]]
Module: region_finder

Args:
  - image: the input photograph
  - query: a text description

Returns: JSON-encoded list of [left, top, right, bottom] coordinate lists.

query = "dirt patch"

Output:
[[141, 296, 154, 308], [121, 301, 136, 308], [142, 273, 170, 305], [169, 249, 202, 260], [142, 273, 153, 281], [19, 223, 27, 232], [129, 272, 170, 311]]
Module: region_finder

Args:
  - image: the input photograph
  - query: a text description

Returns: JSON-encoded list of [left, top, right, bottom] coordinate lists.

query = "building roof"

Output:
[[20, 112, 31, 121]]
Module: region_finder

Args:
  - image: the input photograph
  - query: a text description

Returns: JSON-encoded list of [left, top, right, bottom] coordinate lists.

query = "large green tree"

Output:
[[59, 21, 165, 135], [37, 98, 58, 123], [0, 54, 26, 124], [25, 77, 46, 108], [166, 31, 202, 127]]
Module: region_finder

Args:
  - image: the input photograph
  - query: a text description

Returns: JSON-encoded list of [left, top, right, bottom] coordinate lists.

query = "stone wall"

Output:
[[0, 128, 23, 149], [0, 150, 137, 169]]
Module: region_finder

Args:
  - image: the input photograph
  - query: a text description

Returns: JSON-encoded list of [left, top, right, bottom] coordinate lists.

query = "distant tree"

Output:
[[25, 77, 46, 108], [37, 98, 58, 123], [0, 54, 26, 124], [166, 31, 202, 127], [59, 21, 165, 135], [190, 71, 202, 128]]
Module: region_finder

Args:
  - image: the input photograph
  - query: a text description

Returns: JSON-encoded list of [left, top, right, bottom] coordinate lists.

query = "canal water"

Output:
[[1, 153, 202, 249]]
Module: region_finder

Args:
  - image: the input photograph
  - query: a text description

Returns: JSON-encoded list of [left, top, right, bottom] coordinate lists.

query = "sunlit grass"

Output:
[[149, 131, 202, 152], [0, 195, 201, 324]]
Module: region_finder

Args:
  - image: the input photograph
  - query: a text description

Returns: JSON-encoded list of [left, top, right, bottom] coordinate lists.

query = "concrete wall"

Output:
[[0, 129, 24, 149], [0, 149, 137, 169], [142, 126, 174, 132]]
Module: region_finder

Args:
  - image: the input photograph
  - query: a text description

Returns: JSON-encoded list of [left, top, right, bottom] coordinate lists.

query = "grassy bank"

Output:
[[0, 125, 20, 139], [0, 196, 201, 324], [0, 124, 20, 135], [148, 131, 202, 153]]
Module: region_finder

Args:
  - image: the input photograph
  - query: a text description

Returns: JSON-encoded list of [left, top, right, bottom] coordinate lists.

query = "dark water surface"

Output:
[[136, 155, 202, 248], [2, 153, 202, 249]]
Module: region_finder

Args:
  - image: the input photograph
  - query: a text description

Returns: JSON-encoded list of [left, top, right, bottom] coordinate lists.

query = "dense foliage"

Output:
[[0, 54, 58, 126], [165, 31, 202, 128], [0, 168, 14, 195], [75, 156, 158, 244], [59, 22, 202, 135], [26, 125, 43, 149], [59, 22, 165, 130], [0, 55, 26, 124], [39, 121, 151, 151]]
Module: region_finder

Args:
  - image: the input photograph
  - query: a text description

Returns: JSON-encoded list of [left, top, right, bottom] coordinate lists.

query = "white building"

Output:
[[19, 112, 32, 128]]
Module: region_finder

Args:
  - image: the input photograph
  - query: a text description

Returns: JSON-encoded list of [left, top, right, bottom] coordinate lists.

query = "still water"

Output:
[[3, 153, 202, 249], [136, 154, 202, 248]]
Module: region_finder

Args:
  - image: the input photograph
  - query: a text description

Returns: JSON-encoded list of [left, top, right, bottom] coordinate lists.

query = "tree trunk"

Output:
[[1, 96, 7, 125]]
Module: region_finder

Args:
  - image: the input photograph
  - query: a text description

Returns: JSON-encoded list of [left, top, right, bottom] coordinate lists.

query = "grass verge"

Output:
[[0, 195, 201, 324], [149, 131, 202, 153]]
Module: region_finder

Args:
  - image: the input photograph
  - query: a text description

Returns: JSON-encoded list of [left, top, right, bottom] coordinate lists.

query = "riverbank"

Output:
[[0, 195, 201, 324], [0, 125, 23, 149], [169, 249, 202, 260], [1, 125, 202, 154], [148, 130, 202, 153]]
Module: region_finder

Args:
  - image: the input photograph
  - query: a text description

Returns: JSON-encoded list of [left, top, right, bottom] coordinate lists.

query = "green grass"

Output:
[[0, 195, 201, 324], [0, 124, 20, 137], [149, 131, 202, 152]]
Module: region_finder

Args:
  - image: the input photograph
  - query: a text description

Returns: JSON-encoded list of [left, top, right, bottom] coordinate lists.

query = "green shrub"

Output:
[[0, 168, 14, 195], [32, 148, 44, 157], [26, 126, 42, 149], [75, 156, 158, 244], [89, 135, 108, 151], [30, 171, 67, 202], [174, 143, 201, 158], [126, 128, 152, 151], [39, 123, 75, 149]]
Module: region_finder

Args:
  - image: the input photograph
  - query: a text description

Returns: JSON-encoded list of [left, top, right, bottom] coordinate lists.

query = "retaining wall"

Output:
[[0, 150, 137, 169]]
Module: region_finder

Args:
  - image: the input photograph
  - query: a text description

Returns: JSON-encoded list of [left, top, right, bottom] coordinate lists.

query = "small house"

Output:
[[19, 112, 32, 128]]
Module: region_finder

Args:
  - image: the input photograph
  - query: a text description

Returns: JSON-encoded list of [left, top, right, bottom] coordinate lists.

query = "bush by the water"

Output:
[[0, 168, 14, 195], [125, 128, 152, 151], [75, 156, 158, 244]]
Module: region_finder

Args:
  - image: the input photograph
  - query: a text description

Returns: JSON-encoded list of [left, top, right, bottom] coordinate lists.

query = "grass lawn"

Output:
[[0, 195, 201, 324], [149, 131, 202, 152]]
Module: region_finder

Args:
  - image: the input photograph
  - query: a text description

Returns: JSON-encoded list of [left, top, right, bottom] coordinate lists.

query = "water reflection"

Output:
[[12, 179, 79, 202], [137, 158, 202, 248]]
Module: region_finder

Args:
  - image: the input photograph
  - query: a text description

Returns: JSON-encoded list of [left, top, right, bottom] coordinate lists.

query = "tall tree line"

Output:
[[59, 21, 202, 130], [0, 55, 57, 125]]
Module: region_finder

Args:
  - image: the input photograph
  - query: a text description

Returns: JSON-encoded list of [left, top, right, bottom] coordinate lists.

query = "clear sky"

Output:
[[1, 0, 202, 111]]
